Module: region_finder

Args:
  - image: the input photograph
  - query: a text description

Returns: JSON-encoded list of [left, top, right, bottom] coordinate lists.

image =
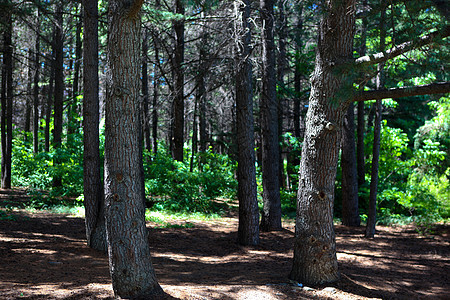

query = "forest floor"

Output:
[[0, 188, 449, 299]]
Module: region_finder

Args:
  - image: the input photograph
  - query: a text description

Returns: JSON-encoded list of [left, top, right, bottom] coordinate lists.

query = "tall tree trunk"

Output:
[[1, 6, 13, 189], [366, 0, 387, 238], [260, 0, 282, 232], [341, 103, 360, 226], [52, 3, 64, 188], [142, 30, 151, 154], [152, 36, 159, 155], [277, 0, 287, 189], [45, 56, 54, 153], [357, 0, 368, 186], [235, 0, 260, 246], [105, 1, 163, 298], [290, 0, 356, 285], [68, 6, 82, 142], [172, 0, 185, 161], [82, 0, 107, 253], [25, 49, 32, 137], [33, 9, 40, 153]]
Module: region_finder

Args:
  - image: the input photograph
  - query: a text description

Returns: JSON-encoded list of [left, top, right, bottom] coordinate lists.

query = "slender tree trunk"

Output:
[[235, 0, 260, 246], [172, 0, 185, 161], [341, 103, 360, 226], [33, 10, 40, 153], [260, 0, 282, 232], [142, 31, 151, 154], [25, 49, 32, 136], [1, 7, 13, 189], [82, 0, 107, 252], [52, 3, 64, 188], [45, 56, 54, 153], [68, 7, 82, 142], [152, 38, 159, 155], [277, 0, 287, 189], [357, 0, 368, 186], [365, 1, 386, 239], [105, 1, 163, 298], [290, 0, 356, 285]]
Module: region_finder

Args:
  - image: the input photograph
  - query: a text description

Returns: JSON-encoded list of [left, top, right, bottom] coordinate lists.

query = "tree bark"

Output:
[[290, 0, 356, 285], [105, 0, 163, 298], [142, 30, 152, 154], [152, 35, 159, 155], [235, 0, 260, 246], [341, 103, 360, 226], [52, 2, 64, 188], [25, 49, 32, 136], [45, 55, 54, 153], [259, 0, 282, 232], [33, 9, 41, 153], [82, 0, 107, 253], [172, 0, 185, 162], [1, 6, 13, 189]]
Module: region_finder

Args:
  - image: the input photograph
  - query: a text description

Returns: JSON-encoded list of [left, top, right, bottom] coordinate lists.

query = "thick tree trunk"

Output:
[[82, 0, 107, 253], [235, 0, 260, 246], [341, 103, 360, 226], [172, 0, 185, 162], [259, 0, 282, 232], [1, 7, 13, 189], [105, 1, 163, 298], [365, 1, 386, 239], [52, 3, 64, 188], [33, 11, 40, 153], [290, 0, 356, 285]]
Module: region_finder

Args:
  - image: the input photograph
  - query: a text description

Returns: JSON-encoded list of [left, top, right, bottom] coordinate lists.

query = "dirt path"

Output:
[[0, 190, 449, 299]]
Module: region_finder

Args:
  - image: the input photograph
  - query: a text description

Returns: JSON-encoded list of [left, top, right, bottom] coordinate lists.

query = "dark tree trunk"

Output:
[[68, 7, 82, 141], [105, 1, 163, 298], [341, 103, 360, 226], [45, 56, 54, 153], [365, 1, 386, 239], [142, 31, 151, 154], [82, 0, 107, 253], [25, 49, 32, 136], [259, 0, 282, 232], [357, 0, 368, 186], [277, 0, 287, 189], [152, 37, 159, 155], [33, 10, 41, 153], [52, 3, 64, 188], [235, 0, 260, 246], [172, 0, 185, 162], [1, 7, 13, 189], [290, 0, 356, 285]]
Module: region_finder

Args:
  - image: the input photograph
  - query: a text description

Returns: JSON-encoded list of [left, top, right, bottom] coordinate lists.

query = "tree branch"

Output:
[[355, 26, 450, 67], [353, 82, 450, 102]]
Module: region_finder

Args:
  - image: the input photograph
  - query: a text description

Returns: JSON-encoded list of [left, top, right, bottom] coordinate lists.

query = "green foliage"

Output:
[[144, 144, 237, 214]]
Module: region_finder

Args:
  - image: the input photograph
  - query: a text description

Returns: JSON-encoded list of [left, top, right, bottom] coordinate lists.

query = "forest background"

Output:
[[0, 0, 449, 296]]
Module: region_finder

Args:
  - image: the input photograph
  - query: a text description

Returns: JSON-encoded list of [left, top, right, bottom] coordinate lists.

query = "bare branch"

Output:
[[353, 82, 450, 102]]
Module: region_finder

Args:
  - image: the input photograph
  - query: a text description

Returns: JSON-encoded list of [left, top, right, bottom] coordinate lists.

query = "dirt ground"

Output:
[[0, 188, 449, 299]]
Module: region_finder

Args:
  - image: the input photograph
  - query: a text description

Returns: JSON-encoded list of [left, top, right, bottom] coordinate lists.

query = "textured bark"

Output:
[[68, 8, 82, 140], [105, 0, 163, 298], [259, 0, 282, 232], [82, 0, 107, 253], [33, 11, 40, 154], [290, 0, 356, 285], [152, 37, 159, 155], [45, 56, 54, 153], [25, 49, 32, 136], [172, 0, 185, 162], [341, 103, 360, 227], [365, 2, 386, 239], [235, 0, 260, 246], [1, 7, 13, 189], [52, 3, 64, 188]]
